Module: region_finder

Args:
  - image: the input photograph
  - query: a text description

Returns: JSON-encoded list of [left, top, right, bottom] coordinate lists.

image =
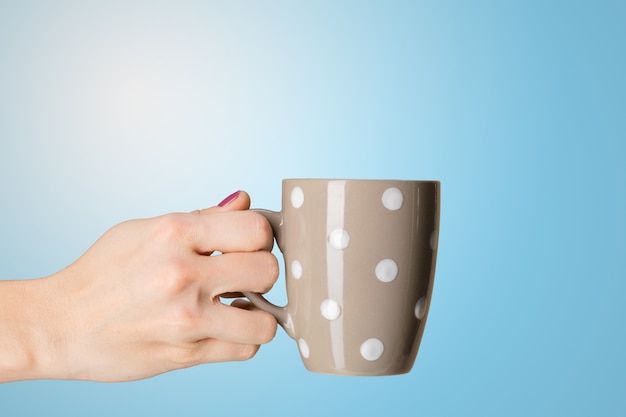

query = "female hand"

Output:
[[0, 191, 279, 382]]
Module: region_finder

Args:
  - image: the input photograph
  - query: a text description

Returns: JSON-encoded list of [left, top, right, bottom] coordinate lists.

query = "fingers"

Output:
[[190, 338, 261, 364], [194, 190, 251, 215], [196, 251, 279, 296], [157, 190, 279, 365], [168, 336, 264, 367], [174, 301, 276, 365], [181, 190, 274, 254], [201, 302, 277, 345], [190, 210, 274, 254]]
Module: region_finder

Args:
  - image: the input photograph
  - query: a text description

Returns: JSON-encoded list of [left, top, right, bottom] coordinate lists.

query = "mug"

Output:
[[244, 179, 440, 376]]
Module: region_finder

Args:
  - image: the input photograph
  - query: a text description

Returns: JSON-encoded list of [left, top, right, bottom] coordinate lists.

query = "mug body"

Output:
[[278, 179, 440, 376]]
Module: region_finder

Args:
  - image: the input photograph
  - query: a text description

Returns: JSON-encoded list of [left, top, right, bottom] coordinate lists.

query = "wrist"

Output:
[[0, 277, 70, 382]]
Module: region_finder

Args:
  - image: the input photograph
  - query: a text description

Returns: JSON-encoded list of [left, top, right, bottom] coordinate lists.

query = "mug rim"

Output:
[[282, 178, 440, 184]]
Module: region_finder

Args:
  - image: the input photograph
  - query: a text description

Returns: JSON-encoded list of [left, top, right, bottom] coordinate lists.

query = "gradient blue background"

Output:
[[1, 1, 624, 415]]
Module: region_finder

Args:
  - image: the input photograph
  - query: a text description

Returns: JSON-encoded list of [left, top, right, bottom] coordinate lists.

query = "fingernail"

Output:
[[218, 190, 241, 207]]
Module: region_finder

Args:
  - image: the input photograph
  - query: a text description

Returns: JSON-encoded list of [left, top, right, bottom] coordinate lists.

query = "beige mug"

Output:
[[245, 179, 440, 376]]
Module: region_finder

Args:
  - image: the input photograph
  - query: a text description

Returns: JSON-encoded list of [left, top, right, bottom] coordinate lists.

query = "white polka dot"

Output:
[[298, 338, 310, 359], [415, 296, 426, 319], [360, 338, 384, 361], [320, 299, 341, 320], [375, 259, 398, 283], [381, 187, 403, 211], [291, 186, 304, 208], [291, 260, 303, 279], [328, 229, 350, 249]]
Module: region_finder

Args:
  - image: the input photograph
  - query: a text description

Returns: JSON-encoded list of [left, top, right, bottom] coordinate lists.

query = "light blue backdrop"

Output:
[[1, 1, 624, 416]]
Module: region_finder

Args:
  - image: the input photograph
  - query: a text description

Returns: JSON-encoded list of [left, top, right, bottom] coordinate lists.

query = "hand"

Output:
[[0, 191, 279, 382]]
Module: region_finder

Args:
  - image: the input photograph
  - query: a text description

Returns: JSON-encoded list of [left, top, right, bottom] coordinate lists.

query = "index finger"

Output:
[[190, 210, 274, 254]]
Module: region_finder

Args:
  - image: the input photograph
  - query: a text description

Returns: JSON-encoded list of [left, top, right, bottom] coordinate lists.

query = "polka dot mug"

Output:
[[245, 179, 440, 376]]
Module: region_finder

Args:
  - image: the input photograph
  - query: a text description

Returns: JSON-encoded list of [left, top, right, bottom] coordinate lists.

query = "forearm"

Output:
[[0, 277, 67, 383]]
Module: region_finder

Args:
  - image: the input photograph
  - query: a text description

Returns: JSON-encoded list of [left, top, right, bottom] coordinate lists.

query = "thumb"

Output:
[[194, 190, 251, 215]]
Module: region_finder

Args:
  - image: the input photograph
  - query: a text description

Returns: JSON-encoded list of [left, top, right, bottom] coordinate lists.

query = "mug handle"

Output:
[[243, 209, 296, 339]]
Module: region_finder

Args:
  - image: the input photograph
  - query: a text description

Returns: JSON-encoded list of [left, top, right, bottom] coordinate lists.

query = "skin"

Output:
[[0, 191, 279, 383]]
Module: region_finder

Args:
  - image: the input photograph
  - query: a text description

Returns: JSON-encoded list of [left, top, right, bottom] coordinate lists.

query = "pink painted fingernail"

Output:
[[218, 190, 241, 207]]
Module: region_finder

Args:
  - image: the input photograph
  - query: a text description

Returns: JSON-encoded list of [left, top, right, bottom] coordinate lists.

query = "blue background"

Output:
[[1, 0, 624, 415]]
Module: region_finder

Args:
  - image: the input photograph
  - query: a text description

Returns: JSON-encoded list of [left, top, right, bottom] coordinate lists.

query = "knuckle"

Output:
[[249, 212, 273, 250], [172, 306, 198, 330], [162, 306, 200, 344], [256, 312, 278, 344], [166, 345, 200, 367], [260, 252, 280, 292], [153, 213, 190, 243], [159, 259, 192, 295]]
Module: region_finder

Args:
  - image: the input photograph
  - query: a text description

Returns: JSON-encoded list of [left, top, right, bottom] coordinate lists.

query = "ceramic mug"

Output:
[[244, 179, 440, 376]]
